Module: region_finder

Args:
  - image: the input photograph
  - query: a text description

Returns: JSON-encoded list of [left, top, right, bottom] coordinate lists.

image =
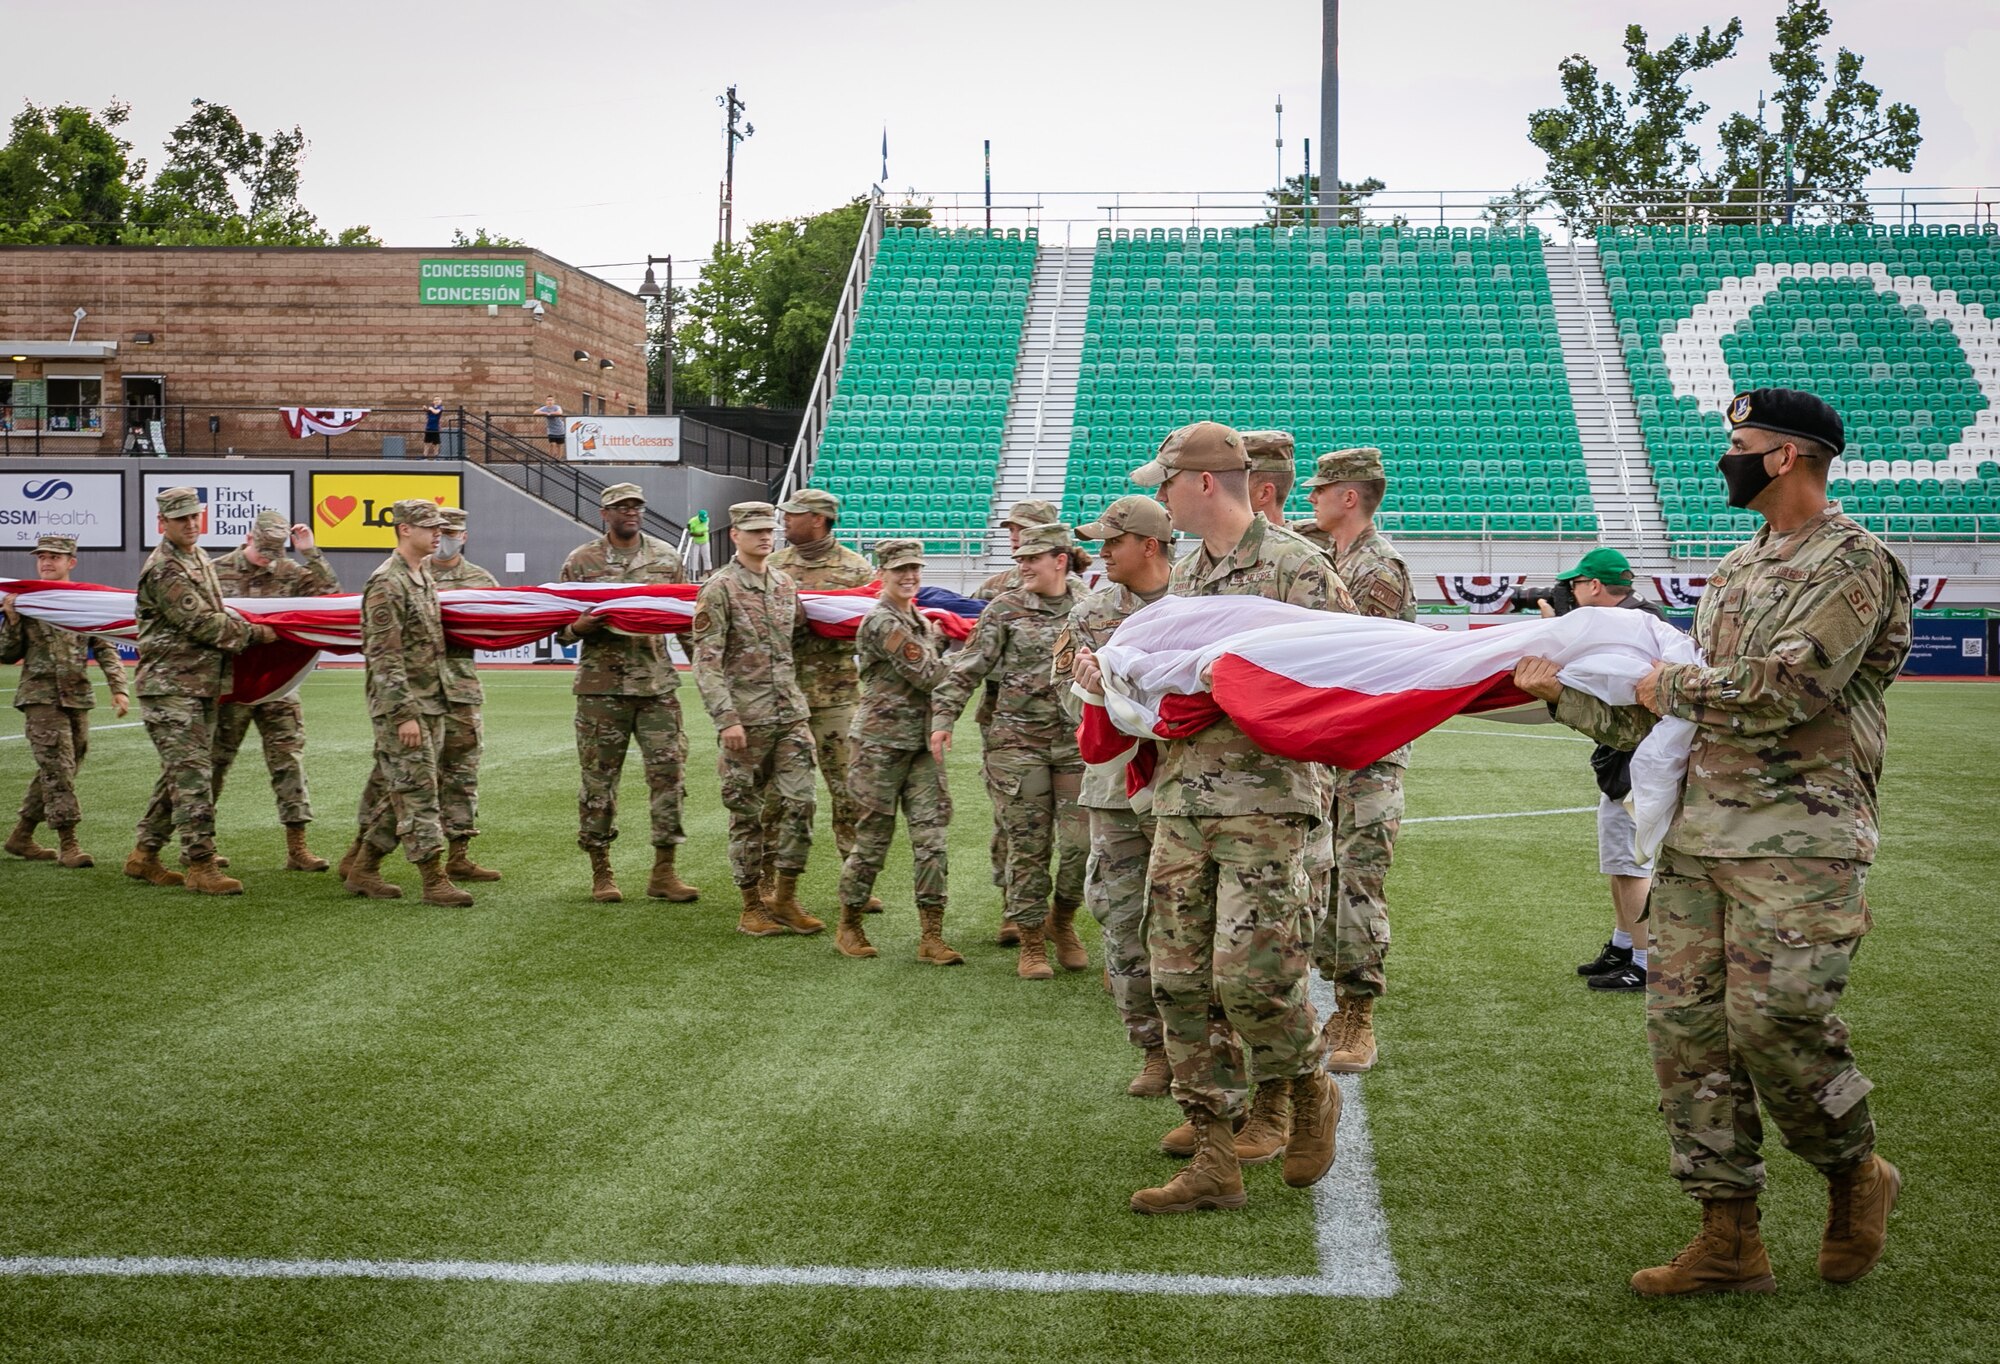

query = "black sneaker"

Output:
[[1588, 963, 1646, 991], [1576, 940, 1632, 976]]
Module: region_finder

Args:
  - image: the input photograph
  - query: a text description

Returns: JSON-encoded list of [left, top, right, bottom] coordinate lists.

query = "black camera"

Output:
[[1511, 581, 1578, 616]]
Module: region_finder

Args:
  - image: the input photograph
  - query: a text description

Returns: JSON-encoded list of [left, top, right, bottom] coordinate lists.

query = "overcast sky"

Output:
[[12, 0, 1995, 291]]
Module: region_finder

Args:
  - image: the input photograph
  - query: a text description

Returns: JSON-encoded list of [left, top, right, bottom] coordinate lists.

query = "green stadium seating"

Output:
[[1063, 225, 1593, 538], [1597, 223, 2000, 552]]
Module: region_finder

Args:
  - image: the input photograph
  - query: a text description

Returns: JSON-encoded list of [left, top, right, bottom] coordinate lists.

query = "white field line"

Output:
[[0, 721, 143, 742], [1430, 724, 1592, 743], [1405, 806, 1596, 825]]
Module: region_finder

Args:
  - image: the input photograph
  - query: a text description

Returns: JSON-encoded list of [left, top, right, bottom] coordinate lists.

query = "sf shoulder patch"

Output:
[[1845, 584, 1877, 621]]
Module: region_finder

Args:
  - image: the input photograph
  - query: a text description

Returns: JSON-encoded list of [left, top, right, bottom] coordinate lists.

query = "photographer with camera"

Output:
[[1525, 548, 1665, 992]]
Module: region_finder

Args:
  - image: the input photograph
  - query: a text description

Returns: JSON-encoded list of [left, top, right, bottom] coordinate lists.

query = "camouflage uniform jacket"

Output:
[[1052, 580, 1168, 809], [1288, 518, 1334, 559], [769, 537, 873, 708], [0, 613, 126, 710], [1158, 515, 1354, 818], [973, 566, 1021, 602], [210, 545, 339, 600], [133, 540, 261, 699], [1337, 523, 1418, 767], [361, 552, 448, 725], [690, 559, 809, 730], [557, 533, 685, 696], [851, 599, 950, 751], [932, 583, 1081, 760], [1556, 504, 1911, 862], [432, 555, 499, 706]]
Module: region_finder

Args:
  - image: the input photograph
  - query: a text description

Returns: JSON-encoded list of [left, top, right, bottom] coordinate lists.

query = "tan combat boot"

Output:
[[5, 819, 55, 861], [736, 883, 785, 936], [344, 842, 403, 900], [1819, 1156, 1902, 1284], [1047, 898, 1089, 972], [863, 894, 885, 914], [1326, 992, 1378, 1074], [1130, 1113, 1247, 1214], [915, 907, 964, 965], [53, 826, 93, 869], [183, 856, 244, 896], [834, 904, 878, 959], [1015, 922, 1054, 980], [995, 919, 1022, 947], [766, 872, 825, 935], [447, 836, 502, 883], [1282, 1070, 1343, 1188], [1128, 1046, 1172, 1098], [418, 855, 474, 907], [337, 837, 363, 882], [124, 845, 184, 887], [756, 856, 778, 907], [587, 846, 622, 903], [645, 846, 698, 901], [284, 823, 329, 872], [1235, 1079, 1293, 1165], [1631, 1198, 1777, 1296]]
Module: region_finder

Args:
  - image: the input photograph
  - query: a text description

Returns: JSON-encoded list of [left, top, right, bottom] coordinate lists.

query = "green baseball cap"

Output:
[[1556, 547, 1635, 585]]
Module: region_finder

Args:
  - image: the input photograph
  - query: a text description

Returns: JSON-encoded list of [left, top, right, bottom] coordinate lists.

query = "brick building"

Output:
[[0, 246, 647, 455]]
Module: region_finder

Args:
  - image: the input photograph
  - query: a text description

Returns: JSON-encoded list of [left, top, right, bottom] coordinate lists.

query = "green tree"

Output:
[[450, 226, 529, 248], [125, 99, 377, 245], [1263, 174, 1394, 228], [1483, 183, 1551, 230], [0, 102, 143, 245]]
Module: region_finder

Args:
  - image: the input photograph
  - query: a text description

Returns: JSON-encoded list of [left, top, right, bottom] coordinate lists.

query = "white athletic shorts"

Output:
[[1597, 794, 1654, 878]]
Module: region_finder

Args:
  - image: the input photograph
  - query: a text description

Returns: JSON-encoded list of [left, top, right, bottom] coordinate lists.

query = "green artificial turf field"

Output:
[[1, 667, 1995, 1362]]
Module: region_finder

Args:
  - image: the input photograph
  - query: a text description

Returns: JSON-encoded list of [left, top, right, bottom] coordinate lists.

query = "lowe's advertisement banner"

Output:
[[141, 474, 293, 548], [565, 416, 681, 463], [0, 472, 124, 549]]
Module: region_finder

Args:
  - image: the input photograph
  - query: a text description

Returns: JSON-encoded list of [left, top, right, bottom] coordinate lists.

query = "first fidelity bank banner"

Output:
[[0, 472, 124, 549]]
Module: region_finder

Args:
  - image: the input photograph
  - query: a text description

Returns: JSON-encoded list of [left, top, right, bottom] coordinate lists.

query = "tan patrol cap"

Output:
[[33, 534, 78, 555], [251, 508, 290, 547], [156, 486, 201, 519], [777, 488, 841, 518], [1301, 447, 1388, 488], [730, 501, 778, 531], [437, 505, 468, 532], [1240, 430, 1297, 474], [1010, 522, 1075, 559], [873, 537, 925, 571], [599, 481, 646, 508], [1129, 421, 1248, 487], [391, 498, 447, 528], [1076, 495, 1172, 542], [1001, 499, 1060, 529]]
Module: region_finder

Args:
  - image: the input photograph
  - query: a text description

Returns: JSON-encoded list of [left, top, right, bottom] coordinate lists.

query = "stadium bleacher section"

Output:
[[1598, 224, 2000, 551], [807, 227, 1038, 549], [1063, 226, 1591, 538]]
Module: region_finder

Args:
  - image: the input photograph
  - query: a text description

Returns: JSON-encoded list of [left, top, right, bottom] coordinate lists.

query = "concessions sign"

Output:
[[309, 472, 461, 549]]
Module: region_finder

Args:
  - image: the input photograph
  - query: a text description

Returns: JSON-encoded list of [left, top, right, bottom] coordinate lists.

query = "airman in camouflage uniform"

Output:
[[691, 501, 821, 937], [557, 482, 698, 905], [1241, 430, 1298, 527], [345, 499, 474, 907], [1301, 448, 1418, 1074], [836, 539, 961, 964], [1522, 389, 1911, 1295], [209, 509, 339, 873], [766, 488, 876, 902], [429, 506, 503, 883], [1094, 423, 1352, 1213], [1055, 497, 1175, 1094], [126, 486, 275, 894], [2, 534, 128, 868], [932, 522, 1089, 980]]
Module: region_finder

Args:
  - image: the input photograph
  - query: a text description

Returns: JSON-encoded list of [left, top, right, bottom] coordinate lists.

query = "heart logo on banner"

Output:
[[316, 495, 358, 527]]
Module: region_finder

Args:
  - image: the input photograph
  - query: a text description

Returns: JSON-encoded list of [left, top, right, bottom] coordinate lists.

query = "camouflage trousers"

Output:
[[360, 711, 448, 864], [1311, 759, 1405, 996], [719, 720, 815, 887], [439, 703, 483, 840], [1088, 806, 1164, 1052], [211, 698, 313, 826], [764, 701, 857, 865], [15, 702, 90, 829], [135, 696, 221, 861], [979, 718, 1008, 889], [838, 740, 950, 913], [985, 746, 1086, 929], [1649, 848, 1877, 1200], [1148, 813, 1321, 1119], [575, 693, 687, 850]]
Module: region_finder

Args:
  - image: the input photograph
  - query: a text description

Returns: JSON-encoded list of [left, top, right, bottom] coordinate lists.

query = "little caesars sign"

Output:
[[420, 259, 558, 307]]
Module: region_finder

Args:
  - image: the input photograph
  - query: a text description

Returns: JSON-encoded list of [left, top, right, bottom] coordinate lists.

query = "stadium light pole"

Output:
[[636, 256, 675, 415], [1320, 0, 1338, 223]]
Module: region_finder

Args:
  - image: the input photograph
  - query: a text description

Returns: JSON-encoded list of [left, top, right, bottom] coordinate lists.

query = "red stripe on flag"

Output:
[[1209, 655, 1535, 768]]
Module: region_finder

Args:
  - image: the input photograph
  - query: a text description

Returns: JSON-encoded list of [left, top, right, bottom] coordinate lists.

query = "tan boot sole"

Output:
[[1325, 1049, 1377, 1074], [1235, 1142, 1286, 1166], [346, 881, 404, 900], [1130, 1189, 1248, 1214], [1631, 1272, 1777, 1297], [647, 885, 698, 901]]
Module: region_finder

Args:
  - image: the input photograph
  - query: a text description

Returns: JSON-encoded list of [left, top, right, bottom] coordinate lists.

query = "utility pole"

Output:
[[984, 139, 992, 232], [716, 85, 754, 247], [1304, 137, 1312, 229], [1274, 95, 1284, 223], [1319, 0, 1338, 223]]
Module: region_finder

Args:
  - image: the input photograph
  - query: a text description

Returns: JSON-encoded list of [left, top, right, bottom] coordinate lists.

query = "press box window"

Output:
[[45, 377, 103, 432]]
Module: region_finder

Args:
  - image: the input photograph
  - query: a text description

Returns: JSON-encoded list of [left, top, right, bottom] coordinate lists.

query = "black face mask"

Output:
[[1716, 443, 1787, 509]]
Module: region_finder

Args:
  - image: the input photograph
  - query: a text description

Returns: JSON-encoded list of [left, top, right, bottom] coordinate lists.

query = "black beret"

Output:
[[1725, 388, 1844, 457]]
